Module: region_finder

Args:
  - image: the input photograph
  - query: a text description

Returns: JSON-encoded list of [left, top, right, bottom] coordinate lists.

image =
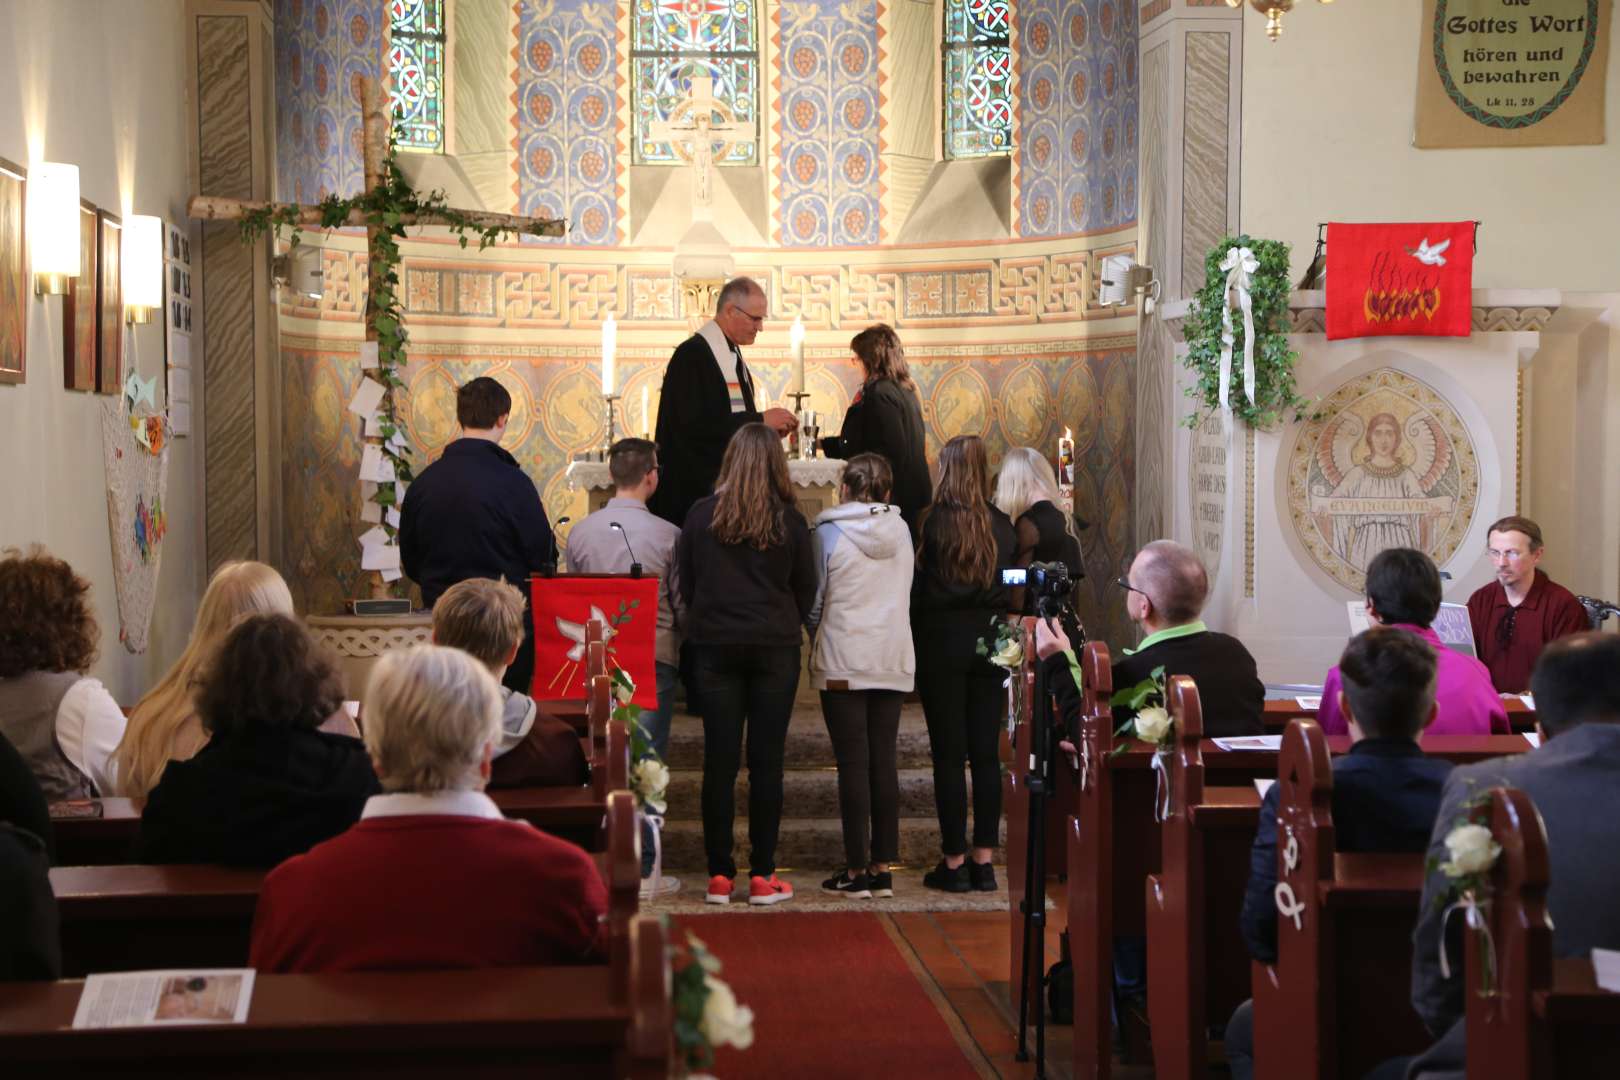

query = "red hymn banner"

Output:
[[1325, 222, 1476, 340], [529, 575, 660, 709]]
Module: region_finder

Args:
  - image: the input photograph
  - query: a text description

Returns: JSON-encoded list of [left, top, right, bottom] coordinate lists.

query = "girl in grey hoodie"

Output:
[[807, 454, 915, 899]]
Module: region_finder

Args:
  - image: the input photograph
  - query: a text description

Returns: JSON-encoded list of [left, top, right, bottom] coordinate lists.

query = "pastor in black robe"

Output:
[[648, 329, 762, 526]]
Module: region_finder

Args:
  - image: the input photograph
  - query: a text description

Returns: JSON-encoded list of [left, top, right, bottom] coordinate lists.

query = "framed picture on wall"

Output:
[[95, 209, 121, 395], [0, 157, 24, 384], [63, 200, 98, 391]]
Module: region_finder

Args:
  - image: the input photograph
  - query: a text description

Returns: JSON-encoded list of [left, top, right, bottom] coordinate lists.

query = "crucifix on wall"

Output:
[[648, 74, 756, 220], [187, 77, 565, 600]]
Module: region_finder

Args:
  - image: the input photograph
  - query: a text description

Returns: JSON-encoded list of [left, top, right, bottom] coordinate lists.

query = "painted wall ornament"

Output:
[[1287, 367, 1479, 593]]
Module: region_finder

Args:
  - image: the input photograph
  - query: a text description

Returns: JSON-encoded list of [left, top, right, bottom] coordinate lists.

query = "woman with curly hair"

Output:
[[137, 613, 379, 867], [114, 561, 295, 799], [0, 546, 126, 800], [820, 324, 931, 536], [677, 423, 817, 906], [912, 435, 1016, 892]]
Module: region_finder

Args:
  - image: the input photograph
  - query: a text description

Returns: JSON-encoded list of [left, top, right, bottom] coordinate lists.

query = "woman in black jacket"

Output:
[[138, 614, 379, 868], [678, 423, 817, 907], [994, 446, 1086, 627], [912, 434, 1016, 893], [821, 324, 931, 537]]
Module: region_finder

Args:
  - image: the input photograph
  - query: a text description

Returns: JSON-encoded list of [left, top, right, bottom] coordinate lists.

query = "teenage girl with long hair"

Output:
[[912, 435, 1016, 892], [114, 562, 295, 798], [994, 447, 1086, 621], [677, 424, 817, 906], [821, 324, 932, 536]]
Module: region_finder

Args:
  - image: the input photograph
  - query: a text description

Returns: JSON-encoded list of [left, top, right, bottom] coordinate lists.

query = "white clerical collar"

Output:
[[361, 790, 504, 820]]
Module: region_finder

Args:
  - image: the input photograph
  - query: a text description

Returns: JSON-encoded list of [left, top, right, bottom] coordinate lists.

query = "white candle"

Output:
[[642, 384, 650, 438], [789, 315, 806, 394], [601, 313, 617, 396]]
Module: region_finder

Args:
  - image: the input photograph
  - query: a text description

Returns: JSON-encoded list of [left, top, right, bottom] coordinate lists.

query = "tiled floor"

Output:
[[889, 880, 1156, 1080]]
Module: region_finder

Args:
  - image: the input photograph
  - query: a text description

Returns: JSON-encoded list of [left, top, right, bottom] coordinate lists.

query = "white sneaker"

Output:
[[640, 874, 682, 901]]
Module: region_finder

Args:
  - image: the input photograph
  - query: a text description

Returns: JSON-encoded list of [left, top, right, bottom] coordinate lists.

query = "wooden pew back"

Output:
[[1068, 639, 1117, 1080], [1254, 719, 1430, 1080], [0, 915, 671, 1078], [1467, 786, 1620, 1079], [51, 789, 643, 979]]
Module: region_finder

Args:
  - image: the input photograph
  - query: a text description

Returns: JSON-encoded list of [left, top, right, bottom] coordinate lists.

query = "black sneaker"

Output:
[[968, 861, 998, 892], [868, 870, 894, 898], [822, 870, 872, 899], [922, 860, 971, 893]]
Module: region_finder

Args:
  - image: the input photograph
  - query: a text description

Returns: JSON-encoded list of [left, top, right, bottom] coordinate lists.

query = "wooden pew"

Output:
[[0, 912, 672, 1078], [1466, 787, 1620, 1079], [1263, 696, 1537, 734], [1252, 720, 1431, 1080], [49, 789, 642, 978], [1145, 676, 1260, 1080]]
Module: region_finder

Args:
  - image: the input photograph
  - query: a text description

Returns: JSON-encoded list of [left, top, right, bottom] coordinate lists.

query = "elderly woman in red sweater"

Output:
[[249, 645, 607, 972]]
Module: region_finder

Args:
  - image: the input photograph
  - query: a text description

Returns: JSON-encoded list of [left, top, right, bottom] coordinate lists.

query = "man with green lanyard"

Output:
[[1034, 538, 1264, 1044], [1035, 538, 1264, 738]]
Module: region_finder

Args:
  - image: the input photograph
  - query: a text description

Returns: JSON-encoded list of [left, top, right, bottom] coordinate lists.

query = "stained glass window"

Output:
[[389, 0, 445, 152], [631, 0, 759, 166], [943, 0, 1012, 159]]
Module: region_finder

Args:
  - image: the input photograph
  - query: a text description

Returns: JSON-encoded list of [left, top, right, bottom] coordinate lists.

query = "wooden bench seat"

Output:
[[50, 790, 640, 978], [1263, 696, 1537, 734], [0, 914, 671, 1078]]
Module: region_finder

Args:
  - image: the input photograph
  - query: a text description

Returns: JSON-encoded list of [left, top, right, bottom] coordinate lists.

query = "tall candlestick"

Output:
[[642, 384, 650, 438], [789, 315, 806, 395], [601, 313, 617, 396]]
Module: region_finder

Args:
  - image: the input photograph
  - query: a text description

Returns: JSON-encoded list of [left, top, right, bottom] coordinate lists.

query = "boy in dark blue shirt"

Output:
[[1225, 627, 1454, 1080]]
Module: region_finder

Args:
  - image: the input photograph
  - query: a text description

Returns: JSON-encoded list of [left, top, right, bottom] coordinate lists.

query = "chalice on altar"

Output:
[[798, 410, 820, 460]]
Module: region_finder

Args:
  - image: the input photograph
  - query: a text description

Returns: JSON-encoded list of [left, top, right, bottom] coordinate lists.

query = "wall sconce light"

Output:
[[123, 214, 163, 324], [271, 243, 323, 300], [28, 161, 80, 295]]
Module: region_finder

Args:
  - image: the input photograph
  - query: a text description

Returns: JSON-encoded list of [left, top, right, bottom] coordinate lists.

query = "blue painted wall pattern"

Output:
[[275, 0, 380, 202], [773, 0, 883, 246], [1017, 0, 1138, 236], [515, 0, 620, 245]]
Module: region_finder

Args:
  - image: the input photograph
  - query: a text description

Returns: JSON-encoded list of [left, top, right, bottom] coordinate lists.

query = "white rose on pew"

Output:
[[700, 974, 756, 1051], [613, 677, 635, 706], [991, 637, 1024, 670], [1134, 706, 1172, 744], [1440, 823, 1501, 878], [633, 758, 669, 814]]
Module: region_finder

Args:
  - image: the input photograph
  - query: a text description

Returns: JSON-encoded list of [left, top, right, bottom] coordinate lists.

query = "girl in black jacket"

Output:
[[821, 324, 932, 537], [911, 434, 1016, 893], [677, 424, 817, 906]]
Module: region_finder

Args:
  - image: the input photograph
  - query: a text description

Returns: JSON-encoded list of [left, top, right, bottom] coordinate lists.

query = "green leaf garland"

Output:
[[1181, 235, 1313, 431]]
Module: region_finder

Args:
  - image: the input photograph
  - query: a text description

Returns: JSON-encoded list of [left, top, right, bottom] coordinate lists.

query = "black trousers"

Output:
[[692, 643, 801, 879], [917, 664, 1005, 855], [819, 689, 903, 869]]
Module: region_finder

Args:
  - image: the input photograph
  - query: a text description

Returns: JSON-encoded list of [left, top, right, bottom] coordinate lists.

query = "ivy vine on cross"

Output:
[[187, 77, 566, 598]]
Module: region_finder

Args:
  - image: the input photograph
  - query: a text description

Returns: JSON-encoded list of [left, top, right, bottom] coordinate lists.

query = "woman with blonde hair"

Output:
[[994, 446, 1086, 618], [677, 423, 817, 906], [114, 561, 294, 798], [820, 324, 931, 536], [912, 435, 1016, 892]]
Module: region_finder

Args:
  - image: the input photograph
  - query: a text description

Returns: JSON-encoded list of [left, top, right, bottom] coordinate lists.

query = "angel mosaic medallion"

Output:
[[1286, 367, 1479, 593]]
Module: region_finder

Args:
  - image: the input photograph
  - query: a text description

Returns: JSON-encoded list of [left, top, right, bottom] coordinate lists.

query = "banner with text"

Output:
[[1415, 0, 1611, 148]]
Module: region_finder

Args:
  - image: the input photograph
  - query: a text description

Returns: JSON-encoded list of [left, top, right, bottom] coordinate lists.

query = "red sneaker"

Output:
[[748, 874, 794, 906], [705, 875, 735, 905]]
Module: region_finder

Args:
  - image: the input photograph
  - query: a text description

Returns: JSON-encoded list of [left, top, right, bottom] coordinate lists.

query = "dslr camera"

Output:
[[1000, 560, 1076, 622]]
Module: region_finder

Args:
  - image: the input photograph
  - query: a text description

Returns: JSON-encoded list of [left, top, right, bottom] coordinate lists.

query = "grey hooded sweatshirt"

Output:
[[807, 502, 916, 693]]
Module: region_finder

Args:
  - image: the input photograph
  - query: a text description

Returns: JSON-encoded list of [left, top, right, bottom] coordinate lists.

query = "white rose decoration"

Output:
[[991, 637, 1024, 670], [632, 758, 669, 814], [1134, 706, 1172, 745], [699, 974, 755, 1051], [613, 678, 635, 706], [1440, 823, 1501, 878]]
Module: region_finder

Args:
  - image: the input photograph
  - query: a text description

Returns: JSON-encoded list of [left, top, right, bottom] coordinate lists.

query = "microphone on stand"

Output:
[[610, 522, 643, 578], [541, 516, 571, 577]]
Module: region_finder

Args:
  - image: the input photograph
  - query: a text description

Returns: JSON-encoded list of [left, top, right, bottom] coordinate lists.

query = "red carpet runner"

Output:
[[672, 912, 992, 1079]]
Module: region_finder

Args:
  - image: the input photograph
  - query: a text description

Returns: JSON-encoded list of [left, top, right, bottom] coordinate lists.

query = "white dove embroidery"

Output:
[[1406, 237, 1451, 267], [555, 605, 617, 661]]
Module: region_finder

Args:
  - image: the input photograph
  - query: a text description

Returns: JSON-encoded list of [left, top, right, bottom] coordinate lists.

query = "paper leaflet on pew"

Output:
[[1594, 948, 1620, 994], [1212, 735, 1284, 752], [72, 969, 255, 1028]]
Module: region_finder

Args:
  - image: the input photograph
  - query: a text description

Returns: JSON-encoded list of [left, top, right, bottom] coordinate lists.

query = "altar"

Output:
[[563, 457, 846, 538]]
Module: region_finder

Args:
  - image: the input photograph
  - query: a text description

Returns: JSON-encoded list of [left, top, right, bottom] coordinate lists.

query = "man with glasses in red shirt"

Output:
[[1465, 515, 1589, 692]]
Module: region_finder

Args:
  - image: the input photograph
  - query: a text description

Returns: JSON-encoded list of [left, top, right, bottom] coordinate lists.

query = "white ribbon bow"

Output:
[[1438, 891, 1497, 989], [1150, 749, 1172, 822], [640, 810, 666, 901], [1217, 245, 1259, 412], [1274, 828, 1306, 931]]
